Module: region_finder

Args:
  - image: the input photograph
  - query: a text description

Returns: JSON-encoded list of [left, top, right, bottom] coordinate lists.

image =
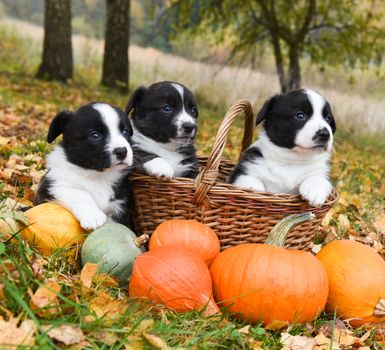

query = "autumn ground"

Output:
[[0, 24, 385, 349]]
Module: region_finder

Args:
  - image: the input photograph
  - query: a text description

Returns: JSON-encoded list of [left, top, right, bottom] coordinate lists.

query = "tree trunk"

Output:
[[37, 0, 73, 81], [287, 46, 302, 91], [102, 0, 130, 91], [270, 35, 290, 93]]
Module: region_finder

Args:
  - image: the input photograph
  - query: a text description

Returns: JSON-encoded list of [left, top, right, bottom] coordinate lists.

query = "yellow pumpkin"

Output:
[[317, 239, 385, 326], [21, 203, 86, 256]]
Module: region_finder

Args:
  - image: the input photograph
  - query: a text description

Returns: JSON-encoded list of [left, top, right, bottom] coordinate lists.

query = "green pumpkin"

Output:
[[81, 223, 148, 286]]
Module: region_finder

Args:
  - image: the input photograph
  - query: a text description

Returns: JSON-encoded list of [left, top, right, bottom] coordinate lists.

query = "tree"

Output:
[[174, 0, 385, 93], [37, 0, 73, 81], [102, 0, 130, 91]]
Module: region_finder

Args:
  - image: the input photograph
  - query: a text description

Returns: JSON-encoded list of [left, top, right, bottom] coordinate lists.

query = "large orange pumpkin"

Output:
[[317, 239, 385, 326], [21, 203, 86, 256], [149, 219, 220, 266], [210, 212, 329, 325], [129, 246, 220, 315]]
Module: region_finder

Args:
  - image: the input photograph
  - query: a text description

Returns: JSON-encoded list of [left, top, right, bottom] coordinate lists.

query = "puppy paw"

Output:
[[144, 158, 175, 179], [78, 210, 107, 230], [233, 175, 265, 192], [300, 178, 332, 206]]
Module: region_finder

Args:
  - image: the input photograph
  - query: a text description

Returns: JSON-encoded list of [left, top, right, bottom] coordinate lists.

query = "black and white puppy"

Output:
[[126, 81, 199, 179], [35, 102, 135, 230], [229, 89, 336, 206]]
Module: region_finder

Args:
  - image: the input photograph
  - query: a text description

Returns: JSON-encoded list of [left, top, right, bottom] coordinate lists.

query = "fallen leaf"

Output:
[[87, 290, 127, 322], [280, 332, 316, 350], [30, 258, 46, 279], [337, 214, 350, 234], [0, 317, 36, 348], [90, 330, 119, 346], [125, 335, 144, 350], [80, 262, 98, 288], [238, 324, 250, 334], [265, 320, 288, 331], [314, 332, 341, 350], [136, 319, 155, 332], [311, 243, 322, 254], [374, 216, 385, 234], [44, 324, 85, 345], [0, 136, 11, 146], [30, 281, 61, 318], [142, 332, 170, 350]]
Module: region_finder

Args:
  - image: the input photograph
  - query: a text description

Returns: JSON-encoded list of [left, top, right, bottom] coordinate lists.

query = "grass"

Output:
[[0, 21, 385, 349]]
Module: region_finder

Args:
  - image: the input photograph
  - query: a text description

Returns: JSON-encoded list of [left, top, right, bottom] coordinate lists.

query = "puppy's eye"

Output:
[[122, 128, 131, 137], [191, 106, 198, 116], [294, 112, 306, 120], [89, 131, 102, 141], [162, 105, 173, 113], [324, 114, 332, 123]]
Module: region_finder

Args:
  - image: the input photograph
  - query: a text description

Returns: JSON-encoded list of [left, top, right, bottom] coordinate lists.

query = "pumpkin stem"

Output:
[[265, 212, 316, 247], [374, 299, 385, 317], [133, 234, 149, 248]]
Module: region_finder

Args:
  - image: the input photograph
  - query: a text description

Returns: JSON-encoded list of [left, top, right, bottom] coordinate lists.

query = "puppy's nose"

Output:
[[113, 147, 128, 160], [182, 122, 195, 134], [313, 128, 330, 142]]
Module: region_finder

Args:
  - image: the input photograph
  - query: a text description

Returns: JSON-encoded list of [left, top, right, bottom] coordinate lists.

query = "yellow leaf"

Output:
[[136, 319, 155, 332], [337, 214, 350, 234], [142, 332, 170, 350], [265, 320, 288, 331], [91, 330, 119, 346], [314, 333, 340, 350], [30, 281, 61, 318], [88, 291, 127, 321], [0, 136, 11, 146], [0, 317, 36, 349], [80, 263, 99, 288], [125, 335, 144, 350]]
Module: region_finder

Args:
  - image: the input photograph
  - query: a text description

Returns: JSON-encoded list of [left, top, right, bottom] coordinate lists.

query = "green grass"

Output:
[[1, 24, 385, 349]]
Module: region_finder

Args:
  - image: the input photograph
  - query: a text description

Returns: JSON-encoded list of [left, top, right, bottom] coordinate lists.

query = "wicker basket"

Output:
[[129, 99, 338, 251]]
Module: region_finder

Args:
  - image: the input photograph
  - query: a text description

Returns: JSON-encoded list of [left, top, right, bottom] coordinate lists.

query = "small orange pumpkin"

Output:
[[149, 219, 220, 266], [21, 203, 86, 256], [317, 239, 385, 326], [210, 213, 329, 325], [129, 246, 220, 315]]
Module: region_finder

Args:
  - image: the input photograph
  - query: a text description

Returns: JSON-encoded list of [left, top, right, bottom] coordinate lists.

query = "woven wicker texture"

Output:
[[129, 99, 338, 251]]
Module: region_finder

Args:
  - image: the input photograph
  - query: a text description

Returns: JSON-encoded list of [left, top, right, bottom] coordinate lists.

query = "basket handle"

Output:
[[193, 99, 254, 206]]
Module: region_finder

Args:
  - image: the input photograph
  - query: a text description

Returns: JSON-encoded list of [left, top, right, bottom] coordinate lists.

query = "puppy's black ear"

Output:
[[125, 87, 146, 115], [255, 95, 279, 125], [255, 99, 271, 126], [47, 110, 73, 143], [127, 118, 133, 137]]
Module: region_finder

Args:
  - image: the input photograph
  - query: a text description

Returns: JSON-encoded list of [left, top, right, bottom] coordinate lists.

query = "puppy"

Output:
[[229, 89, 336, 206], [35, 102, 135, 230], [126, 81, 199, 179]]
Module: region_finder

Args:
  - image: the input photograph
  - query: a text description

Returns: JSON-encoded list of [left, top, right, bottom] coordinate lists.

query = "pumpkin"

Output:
[[21, 203, 86, 256], [317, 239, 385, 326], [149, 219, 220, 266], [129, 246, 220, 315], [210, 212, 329, 325], [81, 223, 148, 286]]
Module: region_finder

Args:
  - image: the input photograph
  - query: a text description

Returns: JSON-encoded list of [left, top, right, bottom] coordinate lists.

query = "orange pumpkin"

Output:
[[22, 203, 86, 256], [149, 219, 220, 266], [317, 239, 385, 326], [129, 246, 220, 315], [210, 213, 329, 325]]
